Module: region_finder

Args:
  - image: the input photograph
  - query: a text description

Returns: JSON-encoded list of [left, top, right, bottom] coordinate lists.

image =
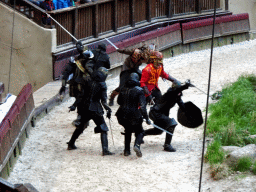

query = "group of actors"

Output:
[[59, 40, 197, 157]]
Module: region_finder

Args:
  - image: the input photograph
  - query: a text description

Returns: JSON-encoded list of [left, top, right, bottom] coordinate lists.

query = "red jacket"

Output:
[[140, 63, 169, 97]]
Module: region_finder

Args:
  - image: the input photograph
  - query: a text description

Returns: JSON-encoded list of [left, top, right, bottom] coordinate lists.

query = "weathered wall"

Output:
[[228, 0, 256, 35], [0, 2, 56, 97]]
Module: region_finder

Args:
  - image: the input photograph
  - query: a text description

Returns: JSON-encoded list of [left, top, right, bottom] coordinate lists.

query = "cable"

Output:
[[8, 0, 16, 93], [198, 0, 217, 191]]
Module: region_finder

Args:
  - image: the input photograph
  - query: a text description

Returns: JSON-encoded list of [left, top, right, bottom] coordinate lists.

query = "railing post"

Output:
[[93, 4, 99, 38], [167, 0, 172, 18], [113, 0, 117, 32], [72, 8, 78, 42], [146, 0, 151, 22], [225, 0, 228, 10], [130, 0, 135, 27], [195, 0, 202, 14], [28, 6, 32, 18]]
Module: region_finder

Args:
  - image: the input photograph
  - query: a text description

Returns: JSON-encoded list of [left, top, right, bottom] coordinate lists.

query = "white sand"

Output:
[[8, 40, 256, 192]]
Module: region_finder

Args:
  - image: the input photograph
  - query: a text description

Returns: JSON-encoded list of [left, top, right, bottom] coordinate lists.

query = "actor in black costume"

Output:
[[115, 73, 151, 157], [59, 41, 93, 127], [85, 43, 111, 75], [145, 80, 196, 152], [67, 67, 114, 156]]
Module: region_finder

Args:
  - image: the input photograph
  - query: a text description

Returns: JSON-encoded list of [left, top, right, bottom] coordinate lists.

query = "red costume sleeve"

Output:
[[160, 66, 169, 79]]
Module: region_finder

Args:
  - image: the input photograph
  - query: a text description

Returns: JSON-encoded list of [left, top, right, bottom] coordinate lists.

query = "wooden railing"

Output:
[[1, 0, 222, 46], [0, 84, 35, 177]]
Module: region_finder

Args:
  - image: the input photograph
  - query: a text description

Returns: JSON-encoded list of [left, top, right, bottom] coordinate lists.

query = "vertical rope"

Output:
[[198, 0, 217, 191], [8, 0, 16, 93]]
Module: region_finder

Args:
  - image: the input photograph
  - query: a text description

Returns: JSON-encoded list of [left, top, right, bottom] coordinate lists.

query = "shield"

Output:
[[177, 101, 203, 128]]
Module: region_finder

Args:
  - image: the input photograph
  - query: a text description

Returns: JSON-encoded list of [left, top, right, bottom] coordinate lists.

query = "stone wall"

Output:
[[0, 2, 56, 98]]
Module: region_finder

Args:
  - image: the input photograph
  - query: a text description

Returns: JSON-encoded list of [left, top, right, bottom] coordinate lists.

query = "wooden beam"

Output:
[[130, 0, 135, 27], [113, 0, 117, 32], [167, 0, 172, 18], [93, 4, 99, 38], [146, 0, 151, 22], [72, 8, 78, 43], [195, 0, 202, 14], [225, 0, 229, 10]]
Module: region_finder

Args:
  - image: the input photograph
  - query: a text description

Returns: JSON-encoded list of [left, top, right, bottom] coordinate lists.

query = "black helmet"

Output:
[[91, 67, 108, 82], [98, 43, 107, 51], [76, 41, 84, 53], [129, 73, 140, 82], [126, 72, 140, 87]]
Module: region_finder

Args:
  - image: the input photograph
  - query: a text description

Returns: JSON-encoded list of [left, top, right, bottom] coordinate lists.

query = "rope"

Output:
[[8, 0, 16, 93], [198, 0, 217, 191]]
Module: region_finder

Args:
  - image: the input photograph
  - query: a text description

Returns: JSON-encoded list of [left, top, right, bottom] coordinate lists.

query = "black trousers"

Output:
[[73, 111, 107, 138]]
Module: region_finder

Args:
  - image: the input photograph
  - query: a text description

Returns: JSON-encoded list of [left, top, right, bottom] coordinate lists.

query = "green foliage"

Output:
[[204, 140, 225, 165], [252, 161, 256, 175], [206, 75, 256, 146], [234, 157, 253, 172], [205, 74, 256, 179]]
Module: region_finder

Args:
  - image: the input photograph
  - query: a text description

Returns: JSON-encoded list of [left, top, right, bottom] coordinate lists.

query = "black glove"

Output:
[[185, 79, 195, 88], [172, 80, 182, 88], [146, 95, 154, 105], [145, 118, 151, 125], [106, 110, 111, 119], [69, 105, 76, 112], [59, 86, 66, 95]]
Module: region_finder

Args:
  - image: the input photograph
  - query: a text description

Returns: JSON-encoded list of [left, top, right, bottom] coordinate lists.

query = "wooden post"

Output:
[[130, 0, 135, 27], [72, 8, 78, 43], [146, 0, 151, 22], [195, 0, 201, 14], [225, 0, 228, 10], [113, 0, 117, 32], [167, 0, 172, 18], [93, 4, 99, 38]]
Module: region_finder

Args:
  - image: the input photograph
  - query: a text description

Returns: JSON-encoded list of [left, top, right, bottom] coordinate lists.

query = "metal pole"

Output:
[[104, 38, 119, 50], [8, 0, 16, 93], [45, 12, 78, 42], [145, 120, 173, 136], [198, 0, 217, 191]]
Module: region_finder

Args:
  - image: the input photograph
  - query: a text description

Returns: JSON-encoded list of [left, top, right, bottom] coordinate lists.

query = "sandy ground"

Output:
[[8, 40, 256, 192]]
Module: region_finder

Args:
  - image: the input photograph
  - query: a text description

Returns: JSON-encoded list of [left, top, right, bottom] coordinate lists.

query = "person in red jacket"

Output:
[[140, 51, 181, 104]]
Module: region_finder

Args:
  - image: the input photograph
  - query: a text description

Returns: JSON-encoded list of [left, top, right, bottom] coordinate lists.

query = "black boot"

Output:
[[133, 133, 144, 157], [67, 128, 82, 150], [101, 132, 114, 156], [124, 132, 132, 156], [163, 126, 176, 152]]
